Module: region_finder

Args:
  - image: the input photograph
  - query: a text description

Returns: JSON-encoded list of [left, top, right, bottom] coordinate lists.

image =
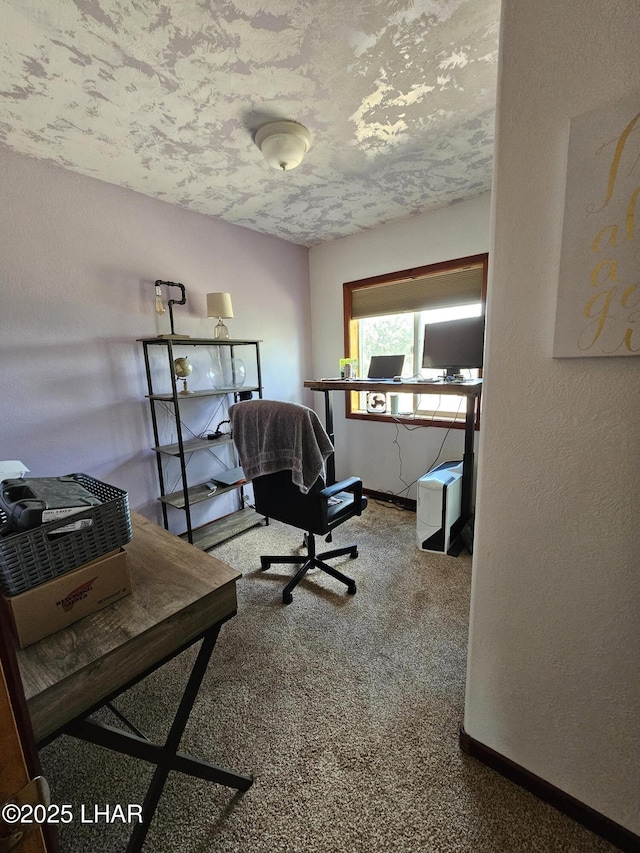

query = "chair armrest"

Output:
[[319, 476, 362, 499], [319, 476, 364, 516]]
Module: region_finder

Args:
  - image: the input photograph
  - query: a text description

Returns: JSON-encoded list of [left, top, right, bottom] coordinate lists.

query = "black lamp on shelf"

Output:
[[154, 280, 189, 338]]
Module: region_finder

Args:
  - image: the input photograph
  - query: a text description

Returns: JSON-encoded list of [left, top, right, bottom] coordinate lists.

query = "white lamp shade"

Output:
[[206, 292, 234, 319], [255, 121, 312, 171]]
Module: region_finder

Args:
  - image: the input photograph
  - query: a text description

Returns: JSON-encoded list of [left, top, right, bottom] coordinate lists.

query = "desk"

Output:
[[17, 512, 253, 852], [304, 378, 482, 540]]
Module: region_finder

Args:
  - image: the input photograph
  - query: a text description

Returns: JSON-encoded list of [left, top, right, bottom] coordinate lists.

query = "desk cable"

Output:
[[376, 394, 464, 509]]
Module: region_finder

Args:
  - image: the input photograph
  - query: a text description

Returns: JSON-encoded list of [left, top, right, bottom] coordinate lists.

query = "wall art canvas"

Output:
[[554, 92, 640, 357]]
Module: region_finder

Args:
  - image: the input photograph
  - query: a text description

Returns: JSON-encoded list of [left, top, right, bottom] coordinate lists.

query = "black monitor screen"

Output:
[[422, 315, 485, 374]]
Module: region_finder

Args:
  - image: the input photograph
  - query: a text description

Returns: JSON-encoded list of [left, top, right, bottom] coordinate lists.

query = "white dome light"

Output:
[[255, 120, 312, 171]]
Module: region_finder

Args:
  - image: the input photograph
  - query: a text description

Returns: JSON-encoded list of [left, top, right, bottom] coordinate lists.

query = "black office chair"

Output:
[[229, 400, 367, 604]]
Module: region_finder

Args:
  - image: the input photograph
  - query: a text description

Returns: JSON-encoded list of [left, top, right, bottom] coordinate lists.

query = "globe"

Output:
[[173, 357, 192, 379], [173, 357, 193, 394]]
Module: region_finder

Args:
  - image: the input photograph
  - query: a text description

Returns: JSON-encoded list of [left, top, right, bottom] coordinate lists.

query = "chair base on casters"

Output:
[[260, 532, 358, 605]]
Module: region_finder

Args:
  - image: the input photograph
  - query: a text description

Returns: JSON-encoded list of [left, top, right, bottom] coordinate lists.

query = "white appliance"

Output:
[[416, 461, 463, 553]]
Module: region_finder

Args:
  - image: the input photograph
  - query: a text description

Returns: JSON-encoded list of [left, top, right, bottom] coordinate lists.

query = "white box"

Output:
[[416, 461, 463, 553], [0, 461, 29, 480]]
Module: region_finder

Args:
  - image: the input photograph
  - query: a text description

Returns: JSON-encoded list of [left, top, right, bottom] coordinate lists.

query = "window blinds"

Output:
[[351, 264, 483, 320]]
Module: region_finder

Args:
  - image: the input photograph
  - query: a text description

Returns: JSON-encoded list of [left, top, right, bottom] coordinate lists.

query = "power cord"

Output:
[[376, 391, 464, 507], [201, 420, 232, 440]]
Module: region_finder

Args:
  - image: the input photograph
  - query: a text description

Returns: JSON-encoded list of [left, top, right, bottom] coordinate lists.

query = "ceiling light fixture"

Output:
[[255, 120, 312, 171]]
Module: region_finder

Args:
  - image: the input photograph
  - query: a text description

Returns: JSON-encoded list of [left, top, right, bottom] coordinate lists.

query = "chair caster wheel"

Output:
[[283, 592, 293, 605], [347, 582, 357, 595], [351, 549, 358, 559], [260, 558, 271, 571]]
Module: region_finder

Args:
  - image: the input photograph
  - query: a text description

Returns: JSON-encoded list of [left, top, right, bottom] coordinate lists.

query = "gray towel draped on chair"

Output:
[[229, 399, 333, 493]]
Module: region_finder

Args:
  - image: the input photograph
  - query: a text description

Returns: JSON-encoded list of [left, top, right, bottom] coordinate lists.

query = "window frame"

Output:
[[343, 253, 488, 429]]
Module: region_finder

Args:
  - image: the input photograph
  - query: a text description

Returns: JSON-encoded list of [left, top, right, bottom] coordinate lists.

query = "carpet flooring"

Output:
[[40, 502, 617, 852]]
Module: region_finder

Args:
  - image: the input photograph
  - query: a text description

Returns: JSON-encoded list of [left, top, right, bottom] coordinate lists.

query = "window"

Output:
[[343, 254, 487, 427]]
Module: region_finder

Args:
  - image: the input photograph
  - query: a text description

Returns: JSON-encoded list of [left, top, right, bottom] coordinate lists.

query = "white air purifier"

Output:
[[416, 461, 463, 553]]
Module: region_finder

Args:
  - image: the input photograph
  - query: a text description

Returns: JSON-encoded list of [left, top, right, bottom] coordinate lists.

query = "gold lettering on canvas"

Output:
[[580, 111, 640, 353]]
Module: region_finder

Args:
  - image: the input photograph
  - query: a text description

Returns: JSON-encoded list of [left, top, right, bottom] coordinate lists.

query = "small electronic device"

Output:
[[211, 466, 246, 487], [422, 315, 485, 378], [366, 392, 387, 413], [0, 476, 102, 534]]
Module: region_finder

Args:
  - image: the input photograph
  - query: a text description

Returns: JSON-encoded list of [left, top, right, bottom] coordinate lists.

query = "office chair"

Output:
[[229, 399, 367, 604]]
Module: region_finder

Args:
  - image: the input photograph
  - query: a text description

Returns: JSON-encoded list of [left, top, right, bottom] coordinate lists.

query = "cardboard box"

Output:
[[4, 548, 131, 648]]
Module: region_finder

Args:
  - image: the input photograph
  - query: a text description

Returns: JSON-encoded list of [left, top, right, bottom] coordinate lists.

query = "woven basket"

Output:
[[0, 473, 132, 596]]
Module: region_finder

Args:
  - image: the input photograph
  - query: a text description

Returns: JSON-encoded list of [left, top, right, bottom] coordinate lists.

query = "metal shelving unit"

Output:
[[138, 336, 265, 548]]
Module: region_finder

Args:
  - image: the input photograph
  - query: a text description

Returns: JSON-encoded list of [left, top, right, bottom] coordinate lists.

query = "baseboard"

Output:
[[363, 488, 416, 512], [459, 726, 640, 852]]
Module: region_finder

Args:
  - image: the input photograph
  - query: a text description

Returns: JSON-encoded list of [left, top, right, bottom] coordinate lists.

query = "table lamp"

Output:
[[154, 280, 189, 338], [207, 292, 234, 340]]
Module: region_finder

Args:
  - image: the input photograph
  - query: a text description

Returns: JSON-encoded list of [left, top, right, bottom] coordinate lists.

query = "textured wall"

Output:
[[308, 194, 491, 497], [0, 147, 310, 528], [465, 0, 640, 834]]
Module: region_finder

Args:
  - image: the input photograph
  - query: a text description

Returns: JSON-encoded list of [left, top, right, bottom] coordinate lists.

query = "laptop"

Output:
[[211, 466, 246, 487], [367, 354, 405, 379]]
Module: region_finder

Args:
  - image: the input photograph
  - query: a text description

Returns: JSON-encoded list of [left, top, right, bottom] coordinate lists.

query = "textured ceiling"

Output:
[[0, 0, 500, 246]]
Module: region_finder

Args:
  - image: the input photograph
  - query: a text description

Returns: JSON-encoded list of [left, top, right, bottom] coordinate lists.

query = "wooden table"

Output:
[[17, 512, 253, 851], [304, 378, 483, 550]]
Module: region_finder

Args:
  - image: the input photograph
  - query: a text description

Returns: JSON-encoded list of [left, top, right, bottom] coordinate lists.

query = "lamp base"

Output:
[[213, 320, 230, 340]]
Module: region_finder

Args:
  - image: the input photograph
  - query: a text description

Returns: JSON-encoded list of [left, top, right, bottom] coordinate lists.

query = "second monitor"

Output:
[[422, 315, 485, 378]]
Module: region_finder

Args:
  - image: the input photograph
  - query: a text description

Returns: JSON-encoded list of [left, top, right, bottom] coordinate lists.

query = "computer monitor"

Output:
[[422, 315, 485, 376]]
